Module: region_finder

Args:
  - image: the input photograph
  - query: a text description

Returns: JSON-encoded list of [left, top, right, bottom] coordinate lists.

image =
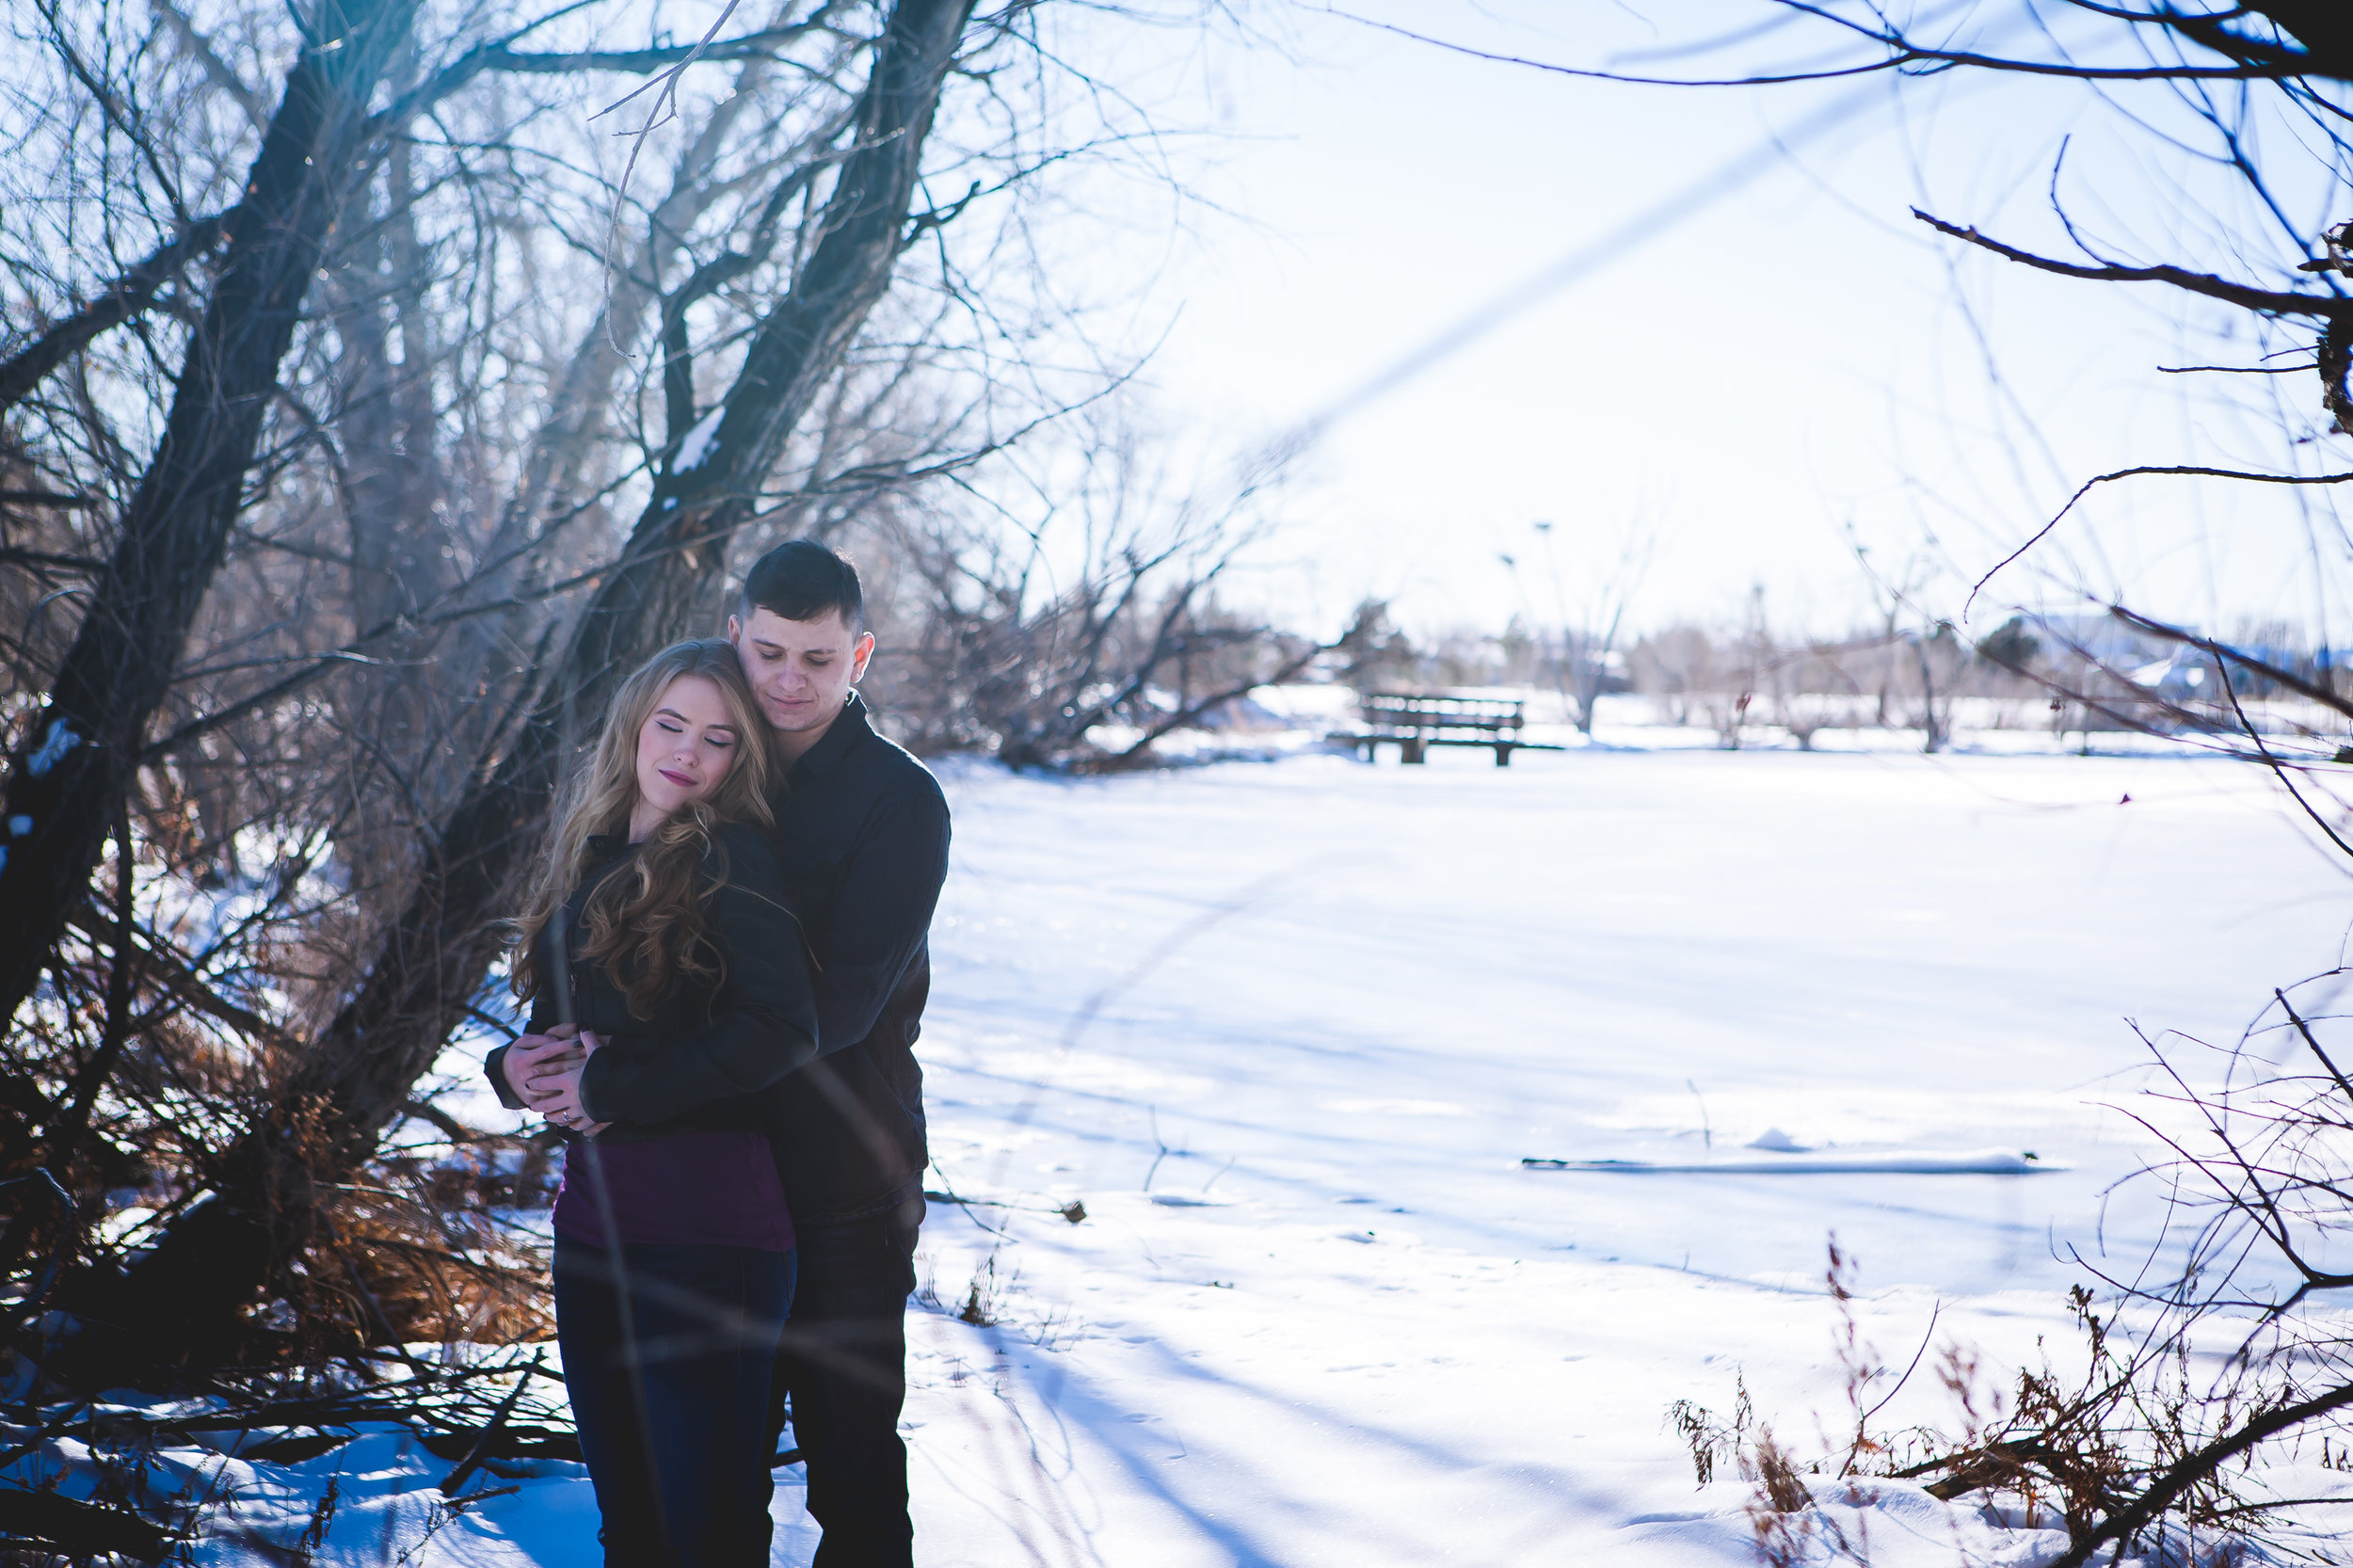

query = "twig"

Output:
[[1970, 469, 2353, 609], [438, 1350, 542, 1496], [2052, 1378, 2353, 1568]]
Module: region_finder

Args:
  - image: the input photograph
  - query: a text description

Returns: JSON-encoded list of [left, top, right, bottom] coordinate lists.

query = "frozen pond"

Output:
[[891, 745, 2353, 1565]]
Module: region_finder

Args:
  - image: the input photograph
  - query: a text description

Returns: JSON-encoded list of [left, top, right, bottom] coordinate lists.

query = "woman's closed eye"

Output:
[[655, 717, 734, 747]]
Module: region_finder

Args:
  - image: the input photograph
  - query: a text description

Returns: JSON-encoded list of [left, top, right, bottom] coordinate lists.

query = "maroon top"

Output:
[[552, 1129, 795, 1253]]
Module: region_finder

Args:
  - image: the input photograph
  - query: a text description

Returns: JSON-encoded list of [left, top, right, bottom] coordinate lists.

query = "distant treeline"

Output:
[[1329, 605, 2350, 750]]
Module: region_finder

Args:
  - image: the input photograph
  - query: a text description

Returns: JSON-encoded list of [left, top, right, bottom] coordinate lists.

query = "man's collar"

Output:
[[790, 690, 874, 780]]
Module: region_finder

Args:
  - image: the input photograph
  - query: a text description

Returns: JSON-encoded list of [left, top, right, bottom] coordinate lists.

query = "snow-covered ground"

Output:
[[51, 744, 2353, 1564], [895, 745, 2353, 1565]]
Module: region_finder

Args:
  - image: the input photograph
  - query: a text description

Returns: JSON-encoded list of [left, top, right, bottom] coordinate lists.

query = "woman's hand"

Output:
[[537, 1052, 611, 1138], [504, 1024, 584, 1110]]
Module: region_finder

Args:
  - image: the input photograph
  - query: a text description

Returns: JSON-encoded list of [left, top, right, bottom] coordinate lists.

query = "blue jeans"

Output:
[[555, 1233, 797, 1568]]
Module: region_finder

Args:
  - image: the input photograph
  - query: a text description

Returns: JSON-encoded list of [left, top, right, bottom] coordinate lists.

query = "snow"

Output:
[[26, 716, 79, 775], [27, 744, 2353, 1562], [1243, 682, 1361, 725], [672, 406, 726, 473], [895, 746, 2353, 1563]]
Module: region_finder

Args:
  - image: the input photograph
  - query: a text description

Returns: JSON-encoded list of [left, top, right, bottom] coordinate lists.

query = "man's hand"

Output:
[[503, 1027, 584, 1111]]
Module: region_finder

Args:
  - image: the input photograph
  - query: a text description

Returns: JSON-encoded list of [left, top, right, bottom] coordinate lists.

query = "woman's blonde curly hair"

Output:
[[511, 639, 778, 1019]]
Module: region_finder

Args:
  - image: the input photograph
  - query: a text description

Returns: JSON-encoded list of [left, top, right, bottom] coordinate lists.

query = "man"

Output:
[[494, 540, 951, 1566]]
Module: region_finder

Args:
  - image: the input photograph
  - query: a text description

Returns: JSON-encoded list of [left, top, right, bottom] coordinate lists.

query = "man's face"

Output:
[[728, 606, 875, 736]]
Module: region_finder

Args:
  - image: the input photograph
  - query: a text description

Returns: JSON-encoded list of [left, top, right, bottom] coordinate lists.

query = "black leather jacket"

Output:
[[486, 822, 820, 1144]]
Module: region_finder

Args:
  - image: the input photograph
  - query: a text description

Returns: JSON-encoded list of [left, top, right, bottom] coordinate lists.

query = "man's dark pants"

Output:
[[555, 1234, 796, 1568], [773, 1196, 923, 1568]]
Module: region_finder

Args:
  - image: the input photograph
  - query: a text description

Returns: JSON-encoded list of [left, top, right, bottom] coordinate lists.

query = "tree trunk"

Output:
[[414, 72, 776, 844], [0, 0, 423, 1057], [334, 125, 454, 840], [1914, 633, 1943, 754], [72, 0, 976, 1373]]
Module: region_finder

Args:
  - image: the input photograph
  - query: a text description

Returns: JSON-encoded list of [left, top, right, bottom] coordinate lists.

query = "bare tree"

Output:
[[862, 406, 1353, 766], [1500, 515, 1651, 737], [34, 0, 988, 1373], [0, 0, 425, 1064], [0, 0, 1237, 1383]]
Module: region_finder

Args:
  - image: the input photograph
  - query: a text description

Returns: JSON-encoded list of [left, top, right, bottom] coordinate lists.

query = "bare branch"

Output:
[[0, 211, 232, 414], [392, 22, 830, 124], [2112, 605, 2353, 724], [2051, 1379, 2353, 1568], [151, 1, 272, 132], [1913, 210, 2350, 319], [1314, 5, 2350, 87], [1971, 464, 2353, 605]]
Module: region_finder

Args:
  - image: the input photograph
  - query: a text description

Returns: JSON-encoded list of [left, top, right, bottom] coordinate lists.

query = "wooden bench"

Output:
[[1353, 692, 1561, 766]]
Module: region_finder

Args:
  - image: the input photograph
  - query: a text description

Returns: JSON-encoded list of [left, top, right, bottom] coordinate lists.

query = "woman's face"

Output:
[[633, 674, 742, 819]]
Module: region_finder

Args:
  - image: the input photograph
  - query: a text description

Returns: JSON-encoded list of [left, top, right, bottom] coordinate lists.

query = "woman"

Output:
[[496, 637, 817, 1568]]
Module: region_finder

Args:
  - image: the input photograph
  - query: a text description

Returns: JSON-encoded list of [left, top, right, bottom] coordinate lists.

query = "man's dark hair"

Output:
[[739, 539, 864, 632]]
